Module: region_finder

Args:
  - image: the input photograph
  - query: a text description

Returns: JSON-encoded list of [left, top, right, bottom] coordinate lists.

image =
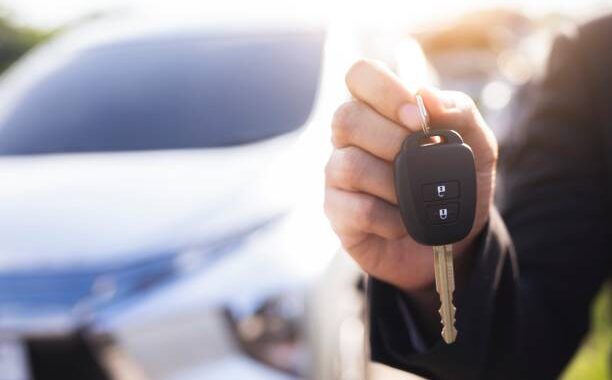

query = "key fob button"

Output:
[[428, 203, 459, 224], [394, 129, 476, 245], [422, 181, 459, 201]]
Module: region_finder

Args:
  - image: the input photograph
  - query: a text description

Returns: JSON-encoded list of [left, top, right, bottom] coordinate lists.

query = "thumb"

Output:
[[419, 87, 478, 130], [419, 87, 498, 167]]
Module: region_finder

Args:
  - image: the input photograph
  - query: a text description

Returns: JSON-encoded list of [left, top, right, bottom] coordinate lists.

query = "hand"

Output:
[[324, 59, 498, 292]]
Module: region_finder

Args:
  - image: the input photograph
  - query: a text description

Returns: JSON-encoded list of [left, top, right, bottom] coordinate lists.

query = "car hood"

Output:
[[0, 132, 302, 271]]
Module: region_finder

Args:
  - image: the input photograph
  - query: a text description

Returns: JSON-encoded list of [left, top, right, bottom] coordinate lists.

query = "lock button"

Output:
[[428, 203, 459, 224], [422, 181, 459, 201]]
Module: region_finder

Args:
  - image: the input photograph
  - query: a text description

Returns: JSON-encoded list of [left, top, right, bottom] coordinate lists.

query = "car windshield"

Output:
[[0, 31, 324, 155]]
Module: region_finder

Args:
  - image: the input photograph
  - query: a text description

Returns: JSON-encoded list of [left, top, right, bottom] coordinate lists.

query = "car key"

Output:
[[394, 95, 477, 343]]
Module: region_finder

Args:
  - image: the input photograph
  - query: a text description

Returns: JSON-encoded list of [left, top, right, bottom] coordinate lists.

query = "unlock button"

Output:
[[422, 181, 459, 201], [428, 203, 459, 224]]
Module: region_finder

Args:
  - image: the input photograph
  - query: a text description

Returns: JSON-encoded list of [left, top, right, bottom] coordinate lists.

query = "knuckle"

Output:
[[324, 155, 337, 182], [323, 187, 341, 223], [444, 90, 483, 130], [355, 197, 378, 230], [454, 90, 474, 105], [345, 59, 371, 83], [453, 91, 477, 115], [329, 147, 365, 186], [331, 101, 359, 146], [323, 189, 333, 218], [345, 58, 386, 86]]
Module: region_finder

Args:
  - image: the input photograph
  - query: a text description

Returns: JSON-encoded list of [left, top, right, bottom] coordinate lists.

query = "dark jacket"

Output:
[[369, 15, 612, 380]]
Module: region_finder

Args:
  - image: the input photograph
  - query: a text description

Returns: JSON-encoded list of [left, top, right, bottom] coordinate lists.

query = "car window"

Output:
[[0, 31, 324, 155]]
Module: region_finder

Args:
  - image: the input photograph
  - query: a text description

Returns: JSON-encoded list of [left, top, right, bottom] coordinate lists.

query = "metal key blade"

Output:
[[433, 244, 457, 343]]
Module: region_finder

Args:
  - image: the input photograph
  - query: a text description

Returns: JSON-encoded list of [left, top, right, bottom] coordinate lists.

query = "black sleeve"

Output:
[[368, 24, 612, 380], [501, 24, 612, 379], [369, 208, 518, 380]]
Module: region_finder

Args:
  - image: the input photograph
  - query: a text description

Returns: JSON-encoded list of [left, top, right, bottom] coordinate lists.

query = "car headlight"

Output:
[[226, 290, 307, 377]]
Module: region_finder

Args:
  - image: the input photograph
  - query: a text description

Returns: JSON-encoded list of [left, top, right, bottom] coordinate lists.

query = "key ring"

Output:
[[415, 93, 430, 136]]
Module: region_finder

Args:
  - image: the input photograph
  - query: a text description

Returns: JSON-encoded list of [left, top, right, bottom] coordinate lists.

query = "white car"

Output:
[[0, 12, 357, 380]]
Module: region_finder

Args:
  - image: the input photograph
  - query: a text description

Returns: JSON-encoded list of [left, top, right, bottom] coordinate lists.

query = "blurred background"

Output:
[[0, 1, 609, 380]]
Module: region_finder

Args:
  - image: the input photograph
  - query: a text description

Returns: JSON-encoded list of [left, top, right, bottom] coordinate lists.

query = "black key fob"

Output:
[[394, 129, 477, 246]]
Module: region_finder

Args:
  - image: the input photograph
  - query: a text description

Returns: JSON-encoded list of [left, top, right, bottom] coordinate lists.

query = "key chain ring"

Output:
[[415, 94, 430, 136]]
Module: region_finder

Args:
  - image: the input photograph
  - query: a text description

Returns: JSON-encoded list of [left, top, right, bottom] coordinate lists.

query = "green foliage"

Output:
[[0, 12, 51, 74], [561, 282, 612, 380]]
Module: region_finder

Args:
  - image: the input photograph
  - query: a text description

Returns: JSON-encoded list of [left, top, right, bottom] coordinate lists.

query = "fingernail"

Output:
[[398, 104, 422, 132]]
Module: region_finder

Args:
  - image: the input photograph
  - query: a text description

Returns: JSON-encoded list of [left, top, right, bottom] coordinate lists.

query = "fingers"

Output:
[[345, 59, 416, 126], [331, 101, 409, 162], [324, 188, 406, 240], [419, 87, 498, 166], [344, 60, 498, 168], [325, 146, 396, 204], [332, 59, 498, 255]]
